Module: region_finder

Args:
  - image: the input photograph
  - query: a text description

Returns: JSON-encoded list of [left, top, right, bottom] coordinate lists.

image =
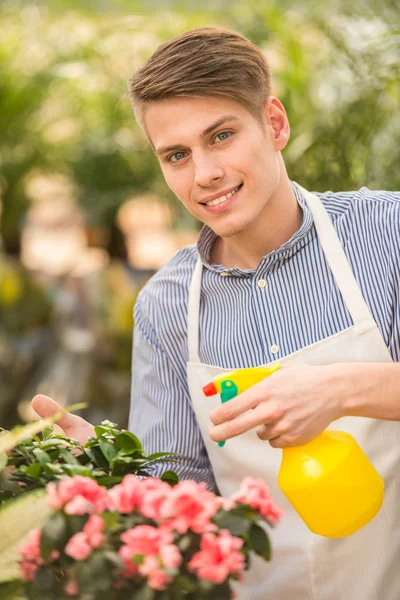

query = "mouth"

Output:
[[201, 184, 243, 214]]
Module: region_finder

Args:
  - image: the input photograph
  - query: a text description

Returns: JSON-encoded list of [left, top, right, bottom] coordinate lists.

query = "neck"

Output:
[[210, 174, 303, 270]]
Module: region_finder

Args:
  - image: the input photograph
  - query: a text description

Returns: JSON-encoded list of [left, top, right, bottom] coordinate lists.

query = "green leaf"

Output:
[[0, 491, 14, 506], [174, 574, 197, 592], [40, 439, 70, 450], [99, 440, 118, 464], [43, 463, 62, 475], [58, 448, 80, 465], [248, 523, 271, 561], [75, 560, 94, 591], [40, 512, 68, 560], [145, 452, 180, 460], [134, 584, 155, 600], [101, 512, 120, 530], [0, 403, 87, 455], [0, 489, 51, 582], [25, 463, 42, 479], [213, 512, 251, 537], [62, 464, 93, 477], [41, 427, 53, 439], [94, 426, 108, 438], [32, 449, 52, 466], [96, 476, 123, 487], [160, 470, 179, 486], [85, 552, 113, 594], [0, 452, 8, 472], [115, 432, 143, 452], [0, 579, 26, 599], [34, 566, 57, 592], [84, 447, 110, 470]]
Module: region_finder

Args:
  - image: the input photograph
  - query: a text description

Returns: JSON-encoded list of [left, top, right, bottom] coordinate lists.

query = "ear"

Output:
[[263, 96, 290, 151]]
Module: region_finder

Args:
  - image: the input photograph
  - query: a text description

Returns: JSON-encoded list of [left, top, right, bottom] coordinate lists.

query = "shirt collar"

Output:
[[196, 180, 314, 275]]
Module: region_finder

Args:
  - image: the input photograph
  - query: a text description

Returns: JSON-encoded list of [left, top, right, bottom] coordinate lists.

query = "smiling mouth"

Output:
[[202, 184, 243, 206]]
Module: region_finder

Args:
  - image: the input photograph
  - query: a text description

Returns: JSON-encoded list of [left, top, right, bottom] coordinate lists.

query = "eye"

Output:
[[167, 151, 187, 163], [214, 131, 233, 143]]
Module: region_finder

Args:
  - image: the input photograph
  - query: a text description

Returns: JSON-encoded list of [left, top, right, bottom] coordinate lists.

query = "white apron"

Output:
[[186, 185, 400, 600]]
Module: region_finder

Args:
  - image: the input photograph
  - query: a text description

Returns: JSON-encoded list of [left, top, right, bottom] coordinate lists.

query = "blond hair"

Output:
[[127, 27, 271, 135]]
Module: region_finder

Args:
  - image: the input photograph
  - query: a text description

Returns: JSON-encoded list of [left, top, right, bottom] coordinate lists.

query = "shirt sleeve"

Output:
[[128, 299, 216, 491]]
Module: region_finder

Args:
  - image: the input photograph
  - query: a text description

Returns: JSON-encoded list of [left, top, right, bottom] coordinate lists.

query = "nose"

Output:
[[193, 151, 224, 188]]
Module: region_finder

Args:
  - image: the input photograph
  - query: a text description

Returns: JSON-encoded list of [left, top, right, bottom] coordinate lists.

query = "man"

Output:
[[32, 28, 400, 599]]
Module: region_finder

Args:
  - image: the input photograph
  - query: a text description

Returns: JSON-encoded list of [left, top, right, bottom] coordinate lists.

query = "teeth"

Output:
[[205, 185, 240, 206]]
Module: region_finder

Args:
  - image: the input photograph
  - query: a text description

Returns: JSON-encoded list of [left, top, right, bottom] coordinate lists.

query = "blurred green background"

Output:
[[0, 0, 399, 431]]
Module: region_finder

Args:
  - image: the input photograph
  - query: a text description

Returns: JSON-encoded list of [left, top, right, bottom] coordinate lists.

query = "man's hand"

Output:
[[31, 395, 95, 446], [209, 365, 346, 448]]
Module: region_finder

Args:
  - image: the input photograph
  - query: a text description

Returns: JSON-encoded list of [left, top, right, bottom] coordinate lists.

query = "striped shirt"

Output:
[[129, 182, 400, 489]]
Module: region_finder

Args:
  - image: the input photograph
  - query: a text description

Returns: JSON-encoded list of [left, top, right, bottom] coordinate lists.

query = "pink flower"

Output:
[[230, 477, 283, 525], [159, 544, 182, 569], [19, 529, 60, 581], [108, 474, 143, 513], [64, 579, 79, 596], [148, 569, 171, 590], [83, 515, 105, 548], [108, 475, 170, 518], [20, 560, 39, 582], [118, 525, 181, 587], [118, 545, 139, 578], [19, 529, 45, 581], [139, 478, 171, 520], [160, 481, 220, 534], [65, 516, 105, 560], [120, 525, 172, 555], [19, 529, 44, 565], [139, 556, 172, 591], [65, 532, 93, 561], [188, 530, 245, 584], [46, 476, 108, 515]]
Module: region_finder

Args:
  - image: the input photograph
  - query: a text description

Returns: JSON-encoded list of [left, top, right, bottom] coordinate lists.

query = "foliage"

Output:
[[4, 420, 179, 500], [0, 403, 87, 464], [0, 256, 53, 336], [0, 490, 50, 583], [1, 1, 399, 254]]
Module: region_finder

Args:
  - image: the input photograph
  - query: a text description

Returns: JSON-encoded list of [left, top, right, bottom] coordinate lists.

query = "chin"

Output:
[[213, 217, 254, 239]]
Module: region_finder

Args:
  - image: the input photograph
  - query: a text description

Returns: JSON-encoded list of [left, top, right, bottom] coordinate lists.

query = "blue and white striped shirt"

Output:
[[129, 183, 400, 489]]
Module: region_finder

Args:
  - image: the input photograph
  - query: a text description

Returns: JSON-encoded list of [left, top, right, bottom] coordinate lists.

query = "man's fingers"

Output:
[[209, 389, 261, 425], [209, 405, 273, 442], [31, 394, 76, 430]]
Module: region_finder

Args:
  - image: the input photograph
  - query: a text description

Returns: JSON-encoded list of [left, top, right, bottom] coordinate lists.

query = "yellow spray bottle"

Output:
[[203, 364, 384, 538]]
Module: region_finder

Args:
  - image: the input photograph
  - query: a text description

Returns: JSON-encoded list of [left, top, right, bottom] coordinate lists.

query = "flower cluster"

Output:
[[19, 474, 283, 600]]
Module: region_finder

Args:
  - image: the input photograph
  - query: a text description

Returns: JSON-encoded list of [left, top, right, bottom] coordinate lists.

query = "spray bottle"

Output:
[[203, 364, 384, 538]]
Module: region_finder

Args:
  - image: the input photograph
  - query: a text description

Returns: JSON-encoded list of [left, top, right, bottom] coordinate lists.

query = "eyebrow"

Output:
[[155, 115, 240, 157]]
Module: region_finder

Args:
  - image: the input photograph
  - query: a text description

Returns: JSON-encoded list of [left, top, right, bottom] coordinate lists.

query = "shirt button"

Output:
[[271, 344, 279, 354], [257, 279, 266, 288], [220, 271, 229, 277]]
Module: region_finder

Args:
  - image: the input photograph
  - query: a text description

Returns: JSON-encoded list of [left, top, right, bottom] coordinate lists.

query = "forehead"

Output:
[[144, 96, 251, 151]]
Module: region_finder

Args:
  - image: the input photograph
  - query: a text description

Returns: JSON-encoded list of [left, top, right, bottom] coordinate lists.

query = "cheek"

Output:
[[163, 169, 193, 205]]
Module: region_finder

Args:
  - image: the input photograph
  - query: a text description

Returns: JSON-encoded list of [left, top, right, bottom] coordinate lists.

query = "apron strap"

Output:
[[296, 185, 376, 330], [187, 257, 203, 363]]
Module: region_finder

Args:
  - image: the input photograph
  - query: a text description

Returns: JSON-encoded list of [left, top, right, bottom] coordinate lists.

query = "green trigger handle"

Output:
[[218, 379, 239, 447]]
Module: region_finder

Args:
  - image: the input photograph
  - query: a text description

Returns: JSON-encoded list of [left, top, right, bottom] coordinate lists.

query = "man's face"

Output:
[[145, 95, 286, 239]]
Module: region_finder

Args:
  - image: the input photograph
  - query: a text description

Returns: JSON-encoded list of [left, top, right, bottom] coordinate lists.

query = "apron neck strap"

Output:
[[188, 257, 203, 363], [295, 184, 374, 327], [187, 185, 376, 364]]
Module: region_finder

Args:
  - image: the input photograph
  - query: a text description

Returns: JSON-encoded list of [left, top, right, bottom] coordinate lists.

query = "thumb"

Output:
[[31, 395, 78, 431]]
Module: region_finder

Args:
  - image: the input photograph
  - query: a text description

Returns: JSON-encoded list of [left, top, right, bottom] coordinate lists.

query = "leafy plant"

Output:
[[1, 474, 282, 599], [5, 420, 179, 497], [0, 403, 87, 493]]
